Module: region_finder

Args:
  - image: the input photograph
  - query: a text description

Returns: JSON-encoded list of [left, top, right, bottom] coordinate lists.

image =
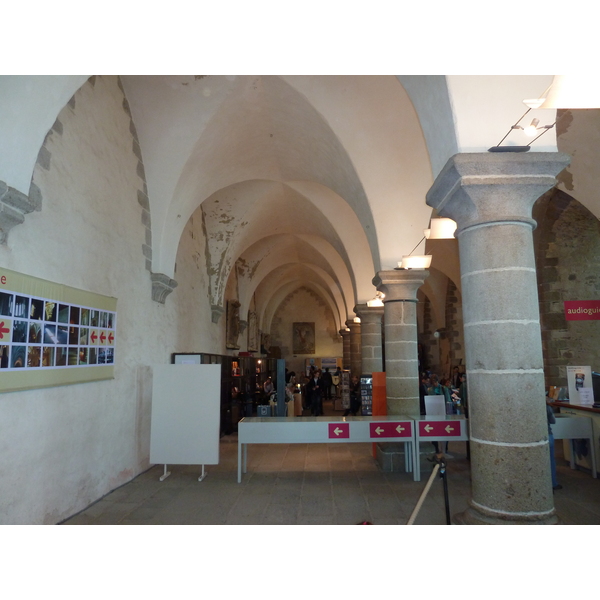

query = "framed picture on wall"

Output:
[[293, 322, 315, 354]]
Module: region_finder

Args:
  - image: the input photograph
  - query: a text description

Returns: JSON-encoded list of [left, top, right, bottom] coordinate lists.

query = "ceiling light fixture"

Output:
[[425, 218, 457, 239], [523, 75, 600, 110], [396, 218, 455, 270], [488, 107, 555, 153], [366, 297, 384, 307]]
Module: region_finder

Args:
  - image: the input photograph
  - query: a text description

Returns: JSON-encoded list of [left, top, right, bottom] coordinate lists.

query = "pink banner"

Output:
[[564, 300, 600, 321], [369, 422, 412, 438], [328, 423, 349, 439], [419, 421, 461, 437]]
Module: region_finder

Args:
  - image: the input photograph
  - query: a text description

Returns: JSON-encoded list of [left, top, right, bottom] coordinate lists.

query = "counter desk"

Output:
[[551, 402, 599, 478]]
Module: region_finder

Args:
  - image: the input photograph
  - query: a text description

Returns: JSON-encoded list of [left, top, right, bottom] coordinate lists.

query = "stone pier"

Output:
[[339, 328, 351, 372], [426, 152, 570, 525], [354, 303, 384, 374], [345, 319, 362, 377], [373, 269, 429, 416]]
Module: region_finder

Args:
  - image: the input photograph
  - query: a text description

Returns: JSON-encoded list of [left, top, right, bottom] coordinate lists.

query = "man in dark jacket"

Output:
[[306, 369, 324, 416], [321, 368, 333, 400]]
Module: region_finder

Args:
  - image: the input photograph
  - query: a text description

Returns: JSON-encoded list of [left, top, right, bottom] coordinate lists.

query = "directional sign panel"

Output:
[[369, 421, 412, 438], [328, 423, 350, 439], [419, 421, 461, 437]]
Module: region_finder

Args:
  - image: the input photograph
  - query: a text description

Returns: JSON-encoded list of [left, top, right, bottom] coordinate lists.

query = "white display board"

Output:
[[424, 395, 446, 415], [150, 364, 221, 465]]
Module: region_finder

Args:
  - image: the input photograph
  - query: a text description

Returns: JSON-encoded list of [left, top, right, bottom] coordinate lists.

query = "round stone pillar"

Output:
[[354, 303, 384, 374], [345, 320, 362, 377], [426, 152, 570, 525], [339, 328, 351, 371], [373, 269, 429, 416]]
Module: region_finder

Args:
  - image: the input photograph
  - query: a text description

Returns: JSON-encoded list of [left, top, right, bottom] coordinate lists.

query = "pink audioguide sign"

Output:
[[564, 300, 600, 321]]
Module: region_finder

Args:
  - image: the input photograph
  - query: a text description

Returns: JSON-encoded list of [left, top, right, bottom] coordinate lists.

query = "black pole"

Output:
[[439, 458, 451, 525]]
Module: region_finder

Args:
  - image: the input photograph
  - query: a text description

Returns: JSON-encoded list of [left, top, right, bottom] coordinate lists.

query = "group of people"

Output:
[[420, 366, 468, 460], [284, 366, 347, 416], [419, 366, 468, 417]]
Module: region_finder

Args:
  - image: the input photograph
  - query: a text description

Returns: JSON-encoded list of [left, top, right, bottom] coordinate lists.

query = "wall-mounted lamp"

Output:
[[353, 316, 361, 323]]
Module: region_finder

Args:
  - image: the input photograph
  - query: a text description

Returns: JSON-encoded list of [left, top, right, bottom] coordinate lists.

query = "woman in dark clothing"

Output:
[[344, 375, 361, 416]]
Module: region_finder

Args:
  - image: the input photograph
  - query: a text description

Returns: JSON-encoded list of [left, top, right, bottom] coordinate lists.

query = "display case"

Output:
[[337, 370, 350, 411], [360, 374, 373, 416], [171, 353, 285, 436]]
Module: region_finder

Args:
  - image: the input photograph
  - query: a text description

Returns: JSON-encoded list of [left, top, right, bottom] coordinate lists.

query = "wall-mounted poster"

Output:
[[0, 267, 117, 393], [567, 366, 595, 405], [293, 322, 315, 354]]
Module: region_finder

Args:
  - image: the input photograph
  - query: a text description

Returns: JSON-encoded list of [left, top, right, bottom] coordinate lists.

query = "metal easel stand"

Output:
[[406, 456, 451, 525], [159, 464, 208, 482]]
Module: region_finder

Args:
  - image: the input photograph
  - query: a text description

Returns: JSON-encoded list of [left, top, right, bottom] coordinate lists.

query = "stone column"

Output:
[[345, 320, 362, 377], [426, 152, 570, 525], [354, 303, 384, 374], [339, 328, 351, 371], [373, 269, 429, 416]]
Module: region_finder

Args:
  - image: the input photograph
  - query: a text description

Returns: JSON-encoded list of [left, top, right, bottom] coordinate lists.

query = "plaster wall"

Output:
[[0, 75, 88, 193], [0, 76, 216, 524]]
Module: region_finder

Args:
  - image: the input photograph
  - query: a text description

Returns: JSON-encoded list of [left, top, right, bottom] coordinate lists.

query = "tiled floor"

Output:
[[61, 402, 600, 525]]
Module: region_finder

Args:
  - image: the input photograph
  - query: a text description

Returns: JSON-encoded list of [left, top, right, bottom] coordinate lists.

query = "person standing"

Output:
[[451, 366, 461, 389], [419, 373, 430, 416], [321, 367, 333, 401], [344, 375, 361, 416], [263, 376, 274, 399], [332, 367, 341, 397], [547, 399, 562, 490], [306, 369, 324, 416]]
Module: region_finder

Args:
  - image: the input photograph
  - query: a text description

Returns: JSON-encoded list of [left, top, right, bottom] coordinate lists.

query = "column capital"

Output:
[[354, 303, 384, 322], [345, 319, 361, 332], [151, 272, 178, 304], [426, 152, 570, 234], [372, 269, 429, 302], [339, 328, 350, 338]]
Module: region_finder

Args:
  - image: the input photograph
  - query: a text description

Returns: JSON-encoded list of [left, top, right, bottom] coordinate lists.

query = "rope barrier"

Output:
[[406, 462, 440, 525]]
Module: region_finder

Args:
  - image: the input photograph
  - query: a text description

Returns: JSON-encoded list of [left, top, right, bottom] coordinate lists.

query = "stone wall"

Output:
[[419, 296, 438, 374], [418, 278, 464, 380], [444, 279, 464, 374], [534, 188, 600, 387]]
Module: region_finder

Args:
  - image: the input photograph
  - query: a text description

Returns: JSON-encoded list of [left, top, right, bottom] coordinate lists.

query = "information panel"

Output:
[[0, 267, 117, 392]]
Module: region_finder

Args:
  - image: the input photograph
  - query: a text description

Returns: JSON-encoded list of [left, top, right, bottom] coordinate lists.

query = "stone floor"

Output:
[[61, 401, 600, 525]]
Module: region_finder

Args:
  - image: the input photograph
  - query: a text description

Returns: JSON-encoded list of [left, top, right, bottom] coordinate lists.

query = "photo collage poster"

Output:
[[0, 267, 117, 392]]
